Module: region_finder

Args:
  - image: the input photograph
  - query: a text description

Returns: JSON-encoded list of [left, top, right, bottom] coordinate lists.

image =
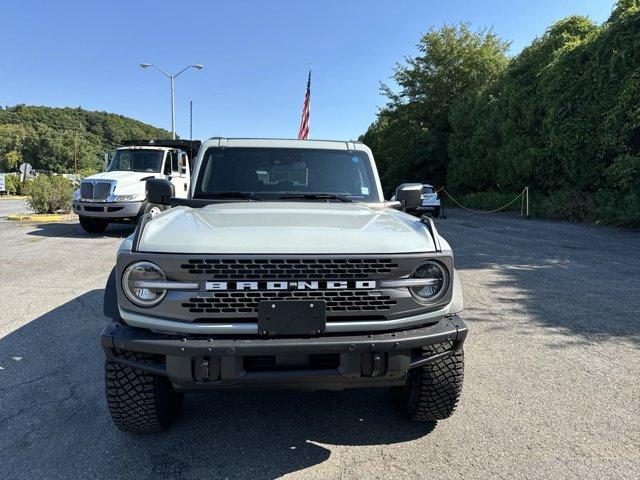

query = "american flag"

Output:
[[297, 69, 311, 140]]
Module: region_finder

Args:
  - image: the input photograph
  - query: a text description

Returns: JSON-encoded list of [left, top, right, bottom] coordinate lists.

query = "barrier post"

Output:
[[441, 192, 446, 219], [526, 187, 530, 219]]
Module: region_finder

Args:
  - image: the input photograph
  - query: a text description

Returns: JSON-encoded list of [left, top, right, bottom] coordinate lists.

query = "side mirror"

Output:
[[180, 153, 188, 174], [146, 178, 174, 205], [395, 183, 422, 212], [163, 158, 172, 176]]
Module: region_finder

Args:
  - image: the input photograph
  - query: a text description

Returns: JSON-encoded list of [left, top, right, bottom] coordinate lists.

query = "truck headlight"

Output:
[[122, 261, 167, 307], [410, 261, 448, 302], [113, 194, 144, 202], [73, 189, 80, 201]]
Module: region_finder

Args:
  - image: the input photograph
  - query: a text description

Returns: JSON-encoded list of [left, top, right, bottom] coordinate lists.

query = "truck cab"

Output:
[[72, 140, 200, 233]]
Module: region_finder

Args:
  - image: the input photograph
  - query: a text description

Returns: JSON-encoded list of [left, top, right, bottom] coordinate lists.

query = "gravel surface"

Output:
[[0, 210, 638, 479]]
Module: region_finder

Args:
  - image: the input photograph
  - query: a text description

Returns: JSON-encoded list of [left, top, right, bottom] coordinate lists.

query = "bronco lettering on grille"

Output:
[[204, 280, 377, 291]]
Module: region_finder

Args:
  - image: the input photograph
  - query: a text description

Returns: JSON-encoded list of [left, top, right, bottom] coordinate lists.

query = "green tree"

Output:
[[0, 105, 171, 173], [361, 24, 509, 193], [362, 1, 640, 227]]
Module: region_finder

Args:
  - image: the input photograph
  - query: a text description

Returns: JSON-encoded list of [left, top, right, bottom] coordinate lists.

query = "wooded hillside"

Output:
[[0, 105, 171, 175], [361, 0, 640, 228]]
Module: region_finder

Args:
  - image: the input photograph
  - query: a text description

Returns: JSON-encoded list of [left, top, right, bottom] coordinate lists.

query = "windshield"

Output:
[[194, 147, 380, 201], [423, 186, 435, 194], [108, 149, 164, 173]]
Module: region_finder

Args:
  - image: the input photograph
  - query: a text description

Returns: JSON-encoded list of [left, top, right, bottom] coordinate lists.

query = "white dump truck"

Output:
[[72, 140, 200, 233]]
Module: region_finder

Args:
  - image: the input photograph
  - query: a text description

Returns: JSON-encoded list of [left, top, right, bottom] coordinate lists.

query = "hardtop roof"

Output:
[[201, 138, 365, 151]]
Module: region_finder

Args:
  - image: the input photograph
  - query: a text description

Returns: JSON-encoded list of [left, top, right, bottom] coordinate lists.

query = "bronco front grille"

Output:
[[80, 180, 112, 201], [182, 290, 397, 314], [179, 258, 400, 279]]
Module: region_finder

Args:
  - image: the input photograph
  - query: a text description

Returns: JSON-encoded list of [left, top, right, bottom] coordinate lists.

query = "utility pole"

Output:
[[72, 126, 77, 175], [190, 100, 193, 141]]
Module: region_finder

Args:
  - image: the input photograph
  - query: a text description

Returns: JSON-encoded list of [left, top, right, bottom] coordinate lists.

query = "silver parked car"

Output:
[[416, 184, 441, 217], [391, 183, 441, 217]]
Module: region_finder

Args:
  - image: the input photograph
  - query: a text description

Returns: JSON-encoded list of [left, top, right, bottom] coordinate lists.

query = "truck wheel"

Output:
[[105, 352, 184, 433], [433, 207, 441, 218], [390, 343, 464, 421], [144, 203, 167, 217], [79, 216, 108, 233]]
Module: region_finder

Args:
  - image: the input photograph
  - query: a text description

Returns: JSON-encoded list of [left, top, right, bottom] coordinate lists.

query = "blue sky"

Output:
[[0, 0, 615, 141]]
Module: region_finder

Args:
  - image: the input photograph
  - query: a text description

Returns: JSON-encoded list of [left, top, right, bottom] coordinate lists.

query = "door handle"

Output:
[[184, 183, 187, 191]]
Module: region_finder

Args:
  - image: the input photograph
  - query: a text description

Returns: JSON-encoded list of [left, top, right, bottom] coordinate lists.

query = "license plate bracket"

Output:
[[257, 300, 326, 336]]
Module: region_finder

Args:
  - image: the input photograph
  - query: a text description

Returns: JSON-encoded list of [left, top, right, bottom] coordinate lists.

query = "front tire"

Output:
[[390, 343, 464, 421], [433, 206, 441, 218], [105, 352, 184, 433], [79, 216, 108, 233]]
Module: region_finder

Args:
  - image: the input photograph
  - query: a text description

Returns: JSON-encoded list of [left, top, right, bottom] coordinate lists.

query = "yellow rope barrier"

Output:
[[440, 188, 527, 214]]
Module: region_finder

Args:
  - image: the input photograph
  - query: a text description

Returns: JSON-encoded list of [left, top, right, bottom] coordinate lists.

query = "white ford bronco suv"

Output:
[[101, 138, 466, 432], [73, 140, 200, 233]]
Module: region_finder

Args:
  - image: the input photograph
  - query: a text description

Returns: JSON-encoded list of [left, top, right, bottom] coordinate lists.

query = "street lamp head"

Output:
[[192, 64, 204, 70], [140, 63, 152, 68]]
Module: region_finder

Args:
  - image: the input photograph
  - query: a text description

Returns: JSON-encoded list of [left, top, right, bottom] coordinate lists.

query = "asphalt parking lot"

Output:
[[1, 210, 638, 479], [0, 198, 29, 217]]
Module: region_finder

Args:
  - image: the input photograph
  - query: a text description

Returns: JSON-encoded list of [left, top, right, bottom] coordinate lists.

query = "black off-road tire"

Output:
[[105, 352, 184, 433], [433, 207, 441, 218], [390, 342, 464, 421], [79, 215, 109, 233]]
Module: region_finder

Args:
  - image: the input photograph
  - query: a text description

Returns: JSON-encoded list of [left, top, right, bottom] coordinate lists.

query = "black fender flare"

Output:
[[103, 267, 119, 320]]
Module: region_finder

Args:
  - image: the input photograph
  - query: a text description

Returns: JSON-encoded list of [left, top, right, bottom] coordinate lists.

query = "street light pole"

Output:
[[170, 75, 175, 137], [140, 63, 204, 139]]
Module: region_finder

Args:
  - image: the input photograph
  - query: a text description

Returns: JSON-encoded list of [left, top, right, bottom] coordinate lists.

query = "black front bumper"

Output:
[[101, 315, 467, 391]]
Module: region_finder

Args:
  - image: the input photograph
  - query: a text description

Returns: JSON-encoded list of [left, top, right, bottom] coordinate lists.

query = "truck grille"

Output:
[[182, 290, 397, 314], [180, 258, 399, 280], [80, 180, 112, 201]]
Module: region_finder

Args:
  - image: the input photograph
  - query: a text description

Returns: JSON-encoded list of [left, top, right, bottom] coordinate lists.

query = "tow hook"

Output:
[[362, 353, 387, 377]]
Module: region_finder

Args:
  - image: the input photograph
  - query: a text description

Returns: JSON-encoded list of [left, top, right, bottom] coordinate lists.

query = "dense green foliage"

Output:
[[361, 24, 510, 190], [0, 105, 171, 174], [26, 175, 75, 214], [362, 1, 640, 228]]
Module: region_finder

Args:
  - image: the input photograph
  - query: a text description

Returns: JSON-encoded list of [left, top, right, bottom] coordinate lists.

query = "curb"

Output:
[[0, 196, 30, 201], [6, 213, 62, 222]]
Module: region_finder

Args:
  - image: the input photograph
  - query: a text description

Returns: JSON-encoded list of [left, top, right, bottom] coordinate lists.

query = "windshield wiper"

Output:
[[279, 193, 354, 203], [202, 192, 263, 201]]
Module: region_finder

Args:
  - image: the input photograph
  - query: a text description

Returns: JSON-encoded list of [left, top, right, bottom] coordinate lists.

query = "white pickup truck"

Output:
[[72, 140, 200, 233]]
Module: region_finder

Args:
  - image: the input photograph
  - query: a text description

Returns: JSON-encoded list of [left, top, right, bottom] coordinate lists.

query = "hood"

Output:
[[83, 171, 160, 195], [138, 202, 436, 254]]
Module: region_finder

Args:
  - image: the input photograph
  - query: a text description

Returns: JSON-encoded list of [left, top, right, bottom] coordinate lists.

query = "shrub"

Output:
[[3, 173, 25, 195], [593, 189, 640, 229], [26, 174, 74, 214], [535, 190, 598, 223]]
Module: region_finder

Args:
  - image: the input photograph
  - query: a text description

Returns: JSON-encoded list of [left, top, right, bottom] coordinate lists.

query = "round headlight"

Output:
[[410, 261, 448, 302], [122, 261, 167, 307]]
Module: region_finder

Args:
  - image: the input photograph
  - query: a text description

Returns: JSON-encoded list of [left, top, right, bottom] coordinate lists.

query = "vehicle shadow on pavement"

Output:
[[436, 210, 640, 346], [1, 290, 435, 480], [26, 221, 135, 239]]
